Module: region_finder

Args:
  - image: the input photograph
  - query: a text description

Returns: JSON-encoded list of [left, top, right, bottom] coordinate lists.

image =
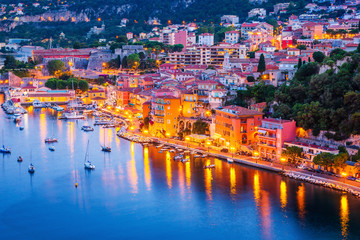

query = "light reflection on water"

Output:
[[0, 102, 359, 239]]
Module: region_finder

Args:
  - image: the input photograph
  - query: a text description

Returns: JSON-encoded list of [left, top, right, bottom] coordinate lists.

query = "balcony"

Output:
[[258, 143, 276, 148]]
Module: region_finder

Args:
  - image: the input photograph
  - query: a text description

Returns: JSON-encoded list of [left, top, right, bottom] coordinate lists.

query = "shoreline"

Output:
[[116, 131, 360, 197]]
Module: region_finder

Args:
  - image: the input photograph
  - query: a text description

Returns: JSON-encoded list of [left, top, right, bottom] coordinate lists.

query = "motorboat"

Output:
[[204, 164, 215, 169], [156, 144, 164, 148], [45, 137, 58, 143], [227, 158, 234, 163], [173, 154, 184, 161], [19, 126, 24, 131], [194, 154, 201, 158], [49, 145, 55, 151], [51, 104, 64, 111], [13, 116, 21, 123], [28, 163, 35, 173], [169, 149, 176, 153], [17, 156, 23, 162], [81, 125, 94, 132], [32, 99, 44, 108], [0, 145, 11, 153], [101, 146, 111, 152]]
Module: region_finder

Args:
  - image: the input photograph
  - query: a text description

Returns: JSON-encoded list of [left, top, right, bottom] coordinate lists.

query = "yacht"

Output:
[[84, 140, 95, 169], [28, 163, 35, 173], [0, 131, 11, 153], [32, 99, 44, 109], [17, 156, 23, 162], [45, 137, 58, 143], [59, 111, 85, 120], [227, 158, 234, 163], [101, 129, 111, 152], [51, 104, 64, 111]]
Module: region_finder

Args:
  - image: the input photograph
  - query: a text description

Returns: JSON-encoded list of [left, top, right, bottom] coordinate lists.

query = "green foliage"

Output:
[[296, 44, 306, 50], [313, 152, 335, 168], [127, 53, 140, 69], [4, 56, 17, 69], [192, 119, 209, 135], [330, 48, 348, 61], [257, 54, 266, 73], [313, 51, 325, 63], [122, 56, 128, 69], [79, 80, 89, 92], [247, 76, 255, 82], [107, 55, 121, 69], [45, 77, 88, 92], [47, 60, 65, 75], [297, 58, 302, 69], [282, 146, 303, 165]]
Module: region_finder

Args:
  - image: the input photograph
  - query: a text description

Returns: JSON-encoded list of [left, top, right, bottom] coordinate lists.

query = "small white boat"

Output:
[[201, 154, 207, 158], [45, 137, 58, 143], [17, 156, 23, 162], [0, 145, 11, 153], [194, 154, 201, 158], [169, 149, 176, 153], [84, 160, 95, 169], [49, 145, 55, 151], [227, 158, 234, 163], [84, 140, 95, 169], [28, 163, 35, 173], [51, 104, 64, 111], [19, 126, 24, 131], [156, 144, 164, 148], [204, 164, 215, 169], [181, 158, 189, 163], [59, 111, 85, 120], [101, 146, 111, 152], [32, 99, 44, 108], [81, 125, 94, 131]]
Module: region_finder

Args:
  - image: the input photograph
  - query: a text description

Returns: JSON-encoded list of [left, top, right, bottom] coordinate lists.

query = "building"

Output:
[[248, 8, 266, 18], [257, 118, 296, 160], [198, 33, 214, 46], [284, 141, 339, 162], [181, 93, 200, 118], [220, 15, 239, 25], [274, 3, 290, 14], [302, 22, 323, 39], [151, 96, 181, 137], [83, 89, 106, 105], [126, 32, 134, 40], [225, 31, 240, 44], [214, 105, 263, 149]]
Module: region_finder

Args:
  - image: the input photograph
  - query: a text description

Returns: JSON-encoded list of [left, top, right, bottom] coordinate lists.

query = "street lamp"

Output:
[[342, 172, 347, 183], [230, 146, 235, 159], [280, 157, 286, 171], [254, 151, 259, 163], [206, 141, 211, 153]]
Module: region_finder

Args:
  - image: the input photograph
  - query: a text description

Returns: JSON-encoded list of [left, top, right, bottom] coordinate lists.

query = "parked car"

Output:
[[355, 178, 360, 183], [347, 176, 357, 181], [325, 171, 335, 176], [220, 148, 229, 153], [307, 168, 316, 172], [315, 169, 324, 174]]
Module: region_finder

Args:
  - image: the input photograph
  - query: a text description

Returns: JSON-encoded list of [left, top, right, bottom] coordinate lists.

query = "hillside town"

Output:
[[2, 0, 360, 182]]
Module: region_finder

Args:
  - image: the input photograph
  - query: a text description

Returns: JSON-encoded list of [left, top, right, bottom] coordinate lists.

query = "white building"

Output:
[[248, 8, 266, 18], [225, 31, 240, 44], [198, 33, 214, 46], [220, 15, 239, 25]]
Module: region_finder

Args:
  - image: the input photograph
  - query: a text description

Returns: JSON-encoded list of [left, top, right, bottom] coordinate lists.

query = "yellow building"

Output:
[[83, 89, 106, 105], [26, 90, 75, 103], [151, 96, 181, 137]]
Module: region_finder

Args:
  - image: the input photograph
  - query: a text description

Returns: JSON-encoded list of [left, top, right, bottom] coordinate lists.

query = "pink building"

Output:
[[257, 118, 296, 161], [174, 30, 187, 50], [126, 32, 133, 40]]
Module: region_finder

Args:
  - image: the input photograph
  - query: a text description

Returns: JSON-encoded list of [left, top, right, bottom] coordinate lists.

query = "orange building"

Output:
[[83, 89, 106, 105], [151, 96, 181, 137], [214, 105, 263, 149], [181, 92, 201, 118], [142, 101, 151, 119]]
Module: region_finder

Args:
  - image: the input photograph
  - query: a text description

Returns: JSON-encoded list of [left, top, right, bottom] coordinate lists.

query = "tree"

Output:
[[257, 54, 266, 73], [4, 56, 17, 69], [296, 44, 307, 50], [122, 56, 128, 69], [297, 58, 302, 69], [313, 51, 325, 63], [172, 44, 184, 52], [333, 153, 349, 169], [247, 76, 255, 82], [44, 78, 57, 89], [47, 60, 65, 75], [79, 80, 89, 92], [313, 152, 335, 168], [127, 53, 140, 69], [192, 119, 209, 134], [282, 146, 303, 166]]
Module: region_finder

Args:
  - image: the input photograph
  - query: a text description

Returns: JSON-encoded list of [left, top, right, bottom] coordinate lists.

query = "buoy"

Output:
[[75, 183, 78, 188]]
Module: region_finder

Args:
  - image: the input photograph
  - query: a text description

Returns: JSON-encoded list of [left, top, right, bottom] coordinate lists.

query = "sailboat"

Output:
[[84, 140, 95, 169], [101, 129, 111, 152], [45, 118, 58, 143], [0, 130, 11, 153], [28, 151, 35, 174]]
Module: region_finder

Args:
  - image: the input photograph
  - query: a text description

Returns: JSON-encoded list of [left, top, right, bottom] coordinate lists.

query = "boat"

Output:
[[201, 154, 208, 158], [181, 158, 189, 163], [84, 141, 95, 170], [19, 126, 24, 131], [173, 154, 183, 161], [0, 131, 11, 153], [45, 118, 58, 143], [101, 129, 111, 152], [32, 99, 44, 108], [13, 116, 21, 123], [194, 154, 201, 158], [59, 111, 85, 120], [81, 125, 94, 132], [49, 145, 55, 151], [156, 144, 164, 148], [51, 104, 64, 111], [169, 149, 176, 153], [227, 158, 234, 163], [17, 156, 23, 162], [204, 164, 215, 169], [28, 163, 35, 174]]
